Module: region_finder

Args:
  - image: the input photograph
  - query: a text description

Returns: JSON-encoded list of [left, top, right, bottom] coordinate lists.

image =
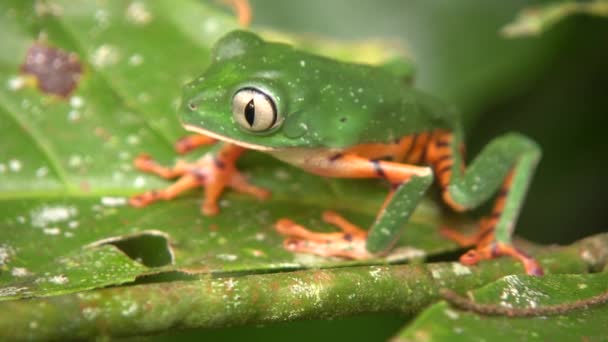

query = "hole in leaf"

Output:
[[87, 230, 174, 267], [425, 248, 467, 264], [133, 271, 199, 285]]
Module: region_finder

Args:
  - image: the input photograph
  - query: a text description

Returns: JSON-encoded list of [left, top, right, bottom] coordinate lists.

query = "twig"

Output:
[[441, 288, 608, 317]]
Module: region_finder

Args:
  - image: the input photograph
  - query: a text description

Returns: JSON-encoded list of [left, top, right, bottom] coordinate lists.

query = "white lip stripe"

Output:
[[182, 124, 276, 151]]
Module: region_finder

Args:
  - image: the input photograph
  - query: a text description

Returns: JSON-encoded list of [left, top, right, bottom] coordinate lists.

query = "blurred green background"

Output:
[[138, 0, 608, 340]]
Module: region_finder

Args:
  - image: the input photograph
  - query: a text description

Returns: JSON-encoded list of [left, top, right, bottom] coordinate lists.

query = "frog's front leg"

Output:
[[274, 153, 433, 258], [129, 142, 270, 215], [174, 134, 217, 154]]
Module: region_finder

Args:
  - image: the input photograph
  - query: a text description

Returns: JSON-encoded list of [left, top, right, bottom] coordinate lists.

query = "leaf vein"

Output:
[[0, 99, 74, 190]]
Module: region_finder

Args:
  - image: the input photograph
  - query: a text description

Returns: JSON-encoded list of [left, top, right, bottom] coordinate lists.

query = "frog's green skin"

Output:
[[180, 32, 458, 150], [138, 30, 543, 275]]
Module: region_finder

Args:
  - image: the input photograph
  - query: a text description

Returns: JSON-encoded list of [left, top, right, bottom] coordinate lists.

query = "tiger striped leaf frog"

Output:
[[130, 30, 543, 275]]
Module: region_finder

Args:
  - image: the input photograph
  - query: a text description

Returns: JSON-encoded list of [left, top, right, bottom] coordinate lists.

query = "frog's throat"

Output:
[[182, 124, 277, 152]]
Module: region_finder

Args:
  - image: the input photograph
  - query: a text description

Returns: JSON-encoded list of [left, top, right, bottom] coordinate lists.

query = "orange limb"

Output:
[[275, 211, 371, 259], [458, 242, 544, 276], [424, 129, 467, 212], [174, 134, 216, 154], [438, 171, 512, 248], [342, 132, 432, 164], [130, 173, 200, 207], [132, 154, 190, 179], [439, 216, 497, 247], [441, 222, 543, 276], [303, 153, 430, 181], [274, 151, 431, 258], [129, 144, 270, 216], [438, 168, 542, 275], [221, 0, 252, 27]]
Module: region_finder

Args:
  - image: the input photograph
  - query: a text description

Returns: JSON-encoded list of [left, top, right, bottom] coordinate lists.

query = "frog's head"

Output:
[[180, 30, 407, 151], [179, 30, 311, 151]]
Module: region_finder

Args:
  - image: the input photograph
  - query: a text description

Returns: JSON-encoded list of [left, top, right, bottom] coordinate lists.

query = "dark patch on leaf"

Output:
[[89, 231, 174, 267], [133, 271, 199, 285], [20, 42, 83, 97]]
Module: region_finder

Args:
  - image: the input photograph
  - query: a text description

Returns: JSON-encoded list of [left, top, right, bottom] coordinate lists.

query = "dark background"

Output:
[[142, 0, 608, 340]]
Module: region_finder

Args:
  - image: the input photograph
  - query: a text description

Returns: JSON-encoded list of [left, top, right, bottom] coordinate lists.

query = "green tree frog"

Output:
[[130, 30, 543, 275]]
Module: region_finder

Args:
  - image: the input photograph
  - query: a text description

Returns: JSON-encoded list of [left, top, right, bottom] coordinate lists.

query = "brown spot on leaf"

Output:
[[20, 42, 83, 97]]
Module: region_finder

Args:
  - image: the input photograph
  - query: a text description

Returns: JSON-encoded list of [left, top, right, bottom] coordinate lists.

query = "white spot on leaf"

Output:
[[30, 205, 77, 228], [35, 166, 49, 178], [70, 96, 84, 108], [92, 44, 120, 68], [126, 1, 152, 25], [101, 197, 127, 207], [8, 159, 22, 172], [7, 76, 25, 91], [451, 262, 472, 276], [128, 54, 143, 66], [43, 227, 61, 235], [48, 274, 69, 285], [11, 267, 31, 277]]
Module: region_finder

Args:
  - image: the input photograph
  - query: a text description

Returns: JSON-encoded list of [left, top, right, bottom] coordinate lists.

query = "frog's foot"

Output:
[[459, 242, 544, 276], [439, 216, 500, 247], [129, 150, 270, 215], [441, 219, 543, 276], [274, 211, 371, 259]]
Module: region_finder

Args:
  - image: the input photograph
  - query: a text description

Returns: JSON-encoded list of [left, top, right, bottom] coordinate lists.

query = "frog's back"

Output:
[[250, 39, 460, 148]]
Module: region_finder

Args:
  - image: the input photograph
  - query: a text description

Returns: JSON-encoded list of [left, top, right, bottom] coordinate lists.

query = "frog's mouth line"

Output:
[[182, 124, 277, 152]]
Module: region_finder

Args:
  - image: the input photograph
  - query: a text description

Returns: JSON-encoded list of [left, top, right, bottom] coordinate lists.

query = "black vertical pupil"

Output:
[[245, 99, 255, 126]]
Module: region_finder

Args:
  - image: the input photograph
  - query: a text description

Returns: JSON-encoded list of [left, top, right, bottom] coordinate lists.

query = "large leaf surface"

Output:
[[398, 271, 608, 341], [0, 0, 465, 301]]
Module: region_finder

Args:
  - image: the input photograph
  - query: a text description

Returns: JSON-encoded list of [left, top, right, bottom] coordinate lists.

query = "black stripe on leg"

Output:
[[213, 158, 225, 169], [418, 134, 431, 164], [497, 188, 509, 198], [403, 134, 418, 160], [490, 242, 499, 257], [329, 153, 343, 162], [434, 154, 452, 168], [435, 139, 451, 148], [193, 170, 206, 183], [489, 211, 502, 220], [437, 163, 453, 175], [477, 225, 496, 242], [370, 159, 386, 179]]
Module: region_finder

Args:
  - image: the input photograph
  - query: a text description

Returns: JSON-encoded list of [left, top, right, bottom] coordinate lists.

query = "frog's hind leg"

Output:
[[276, 211, 370, 259], [426, 130, 543, 275], [274, 153, 433, 259]]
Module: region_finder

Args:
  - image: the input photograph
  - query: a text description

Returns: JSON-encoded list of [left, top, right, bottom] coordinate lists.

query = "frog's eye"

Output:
[[232, 87, 278, 132]]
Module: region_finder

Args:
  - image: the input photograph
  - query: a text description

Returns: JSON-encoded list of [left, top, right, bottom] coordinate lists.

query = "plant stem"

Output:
[[1, 233, 606, 341]]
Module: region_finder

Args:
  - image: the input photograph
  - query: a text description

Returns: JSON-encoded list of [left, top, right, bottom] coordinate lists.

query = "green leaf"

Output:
[[0, 238, 600, 341], [397, 271, 608, 341], [3, 1, 604, 340], [0, 0, 467, 301], [502, 0, 608, 38]]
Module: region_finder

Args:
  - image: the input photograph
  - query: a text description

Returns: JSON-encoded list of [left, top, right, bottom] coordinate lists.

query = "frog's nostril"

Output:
[[188, 102, 198, 110]]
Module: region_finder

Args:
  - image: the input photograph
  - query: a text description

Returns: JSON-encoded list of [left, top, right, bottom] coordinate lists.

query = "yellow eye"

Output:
[[232, 87, 278, 132]]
